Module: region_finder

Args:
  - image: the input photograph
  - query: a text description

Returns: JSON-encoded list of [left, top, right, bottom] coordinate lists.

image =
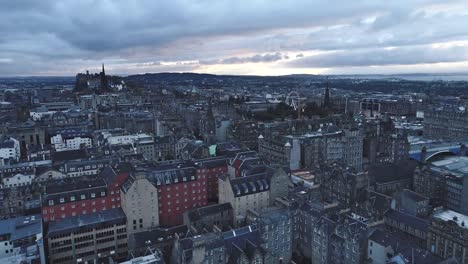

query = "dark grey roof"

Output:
[[43, 178, 107, 206], [385, 209, 429, 232], [0, 140, 15, 148], [223, 225, 262, 261], [187, 203, 233, 222], [402, 189, 428, 203], [146, 166, 197, 187], [369, 159, 417, 184], [130, 225, 188, 248], [47, 208, 126, 238], [230, 173, 270, 197], [51, 149, 88, 162], [193, 156, 228, 169]]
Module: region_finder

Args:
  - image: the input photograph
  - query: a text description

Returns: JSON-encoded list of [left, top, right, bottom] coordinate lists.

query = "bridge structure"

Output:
[[409, 139, 468, 162]]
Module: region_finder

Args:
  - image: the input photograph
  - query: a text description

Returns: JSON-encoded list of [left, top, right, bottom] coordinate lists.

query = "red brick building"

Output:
[[41, 163, 131, 222], [194, 157, 228, 202], [146, 164, 208, 226]]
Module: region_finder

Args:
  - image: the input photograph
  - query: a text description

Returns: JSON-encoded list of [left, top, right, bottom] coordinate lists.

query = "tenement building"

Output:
[[258, 127, 363, 171], [427, 209, 468, 263], [219, 173, 270, 226], [424, 106, 468, 140]]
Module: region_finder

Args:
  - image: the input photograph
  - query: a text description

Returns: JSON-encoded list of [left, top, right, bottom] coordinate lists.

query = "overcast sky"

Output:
[[2, 0, 468, 76]]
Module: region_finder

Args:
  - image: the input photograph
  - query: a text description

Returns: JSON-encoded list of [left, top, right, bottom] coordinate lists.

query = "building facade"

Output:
[[46, 208, 128, 264]]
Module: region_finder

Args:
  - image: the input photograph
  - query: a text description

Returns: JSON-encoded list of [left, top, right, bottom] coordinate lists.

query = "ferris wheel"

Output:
[[285, 91, 306, 119]]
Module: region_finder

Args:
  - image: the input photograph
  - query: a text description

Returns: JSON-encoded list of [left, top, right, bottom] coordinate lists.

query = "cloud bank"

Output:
[[1, 0, 468, 76]]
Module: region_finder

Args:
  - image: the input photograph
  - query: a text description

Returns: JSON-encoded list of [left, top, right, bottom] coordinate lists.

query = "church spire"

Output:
[[100, 63, 108, 91]]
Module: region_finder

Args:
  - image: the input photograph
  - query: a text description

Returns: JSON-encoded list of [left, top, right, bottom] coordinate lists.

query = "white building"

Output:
[[107, 133, 152, 146], [51, 134, 92, 152], [0, 137, 20, 162], [1, 173, 34, 188], [29, 110, 57, 121]]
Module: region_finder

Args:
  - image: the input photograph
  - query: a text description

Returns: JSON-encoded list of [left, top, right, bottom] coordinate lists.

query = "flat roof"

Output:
[[432, 156, 468, 176], [0, 215, 42, 241], [47, 208, 126, 238], [433, 209, 468, 229]]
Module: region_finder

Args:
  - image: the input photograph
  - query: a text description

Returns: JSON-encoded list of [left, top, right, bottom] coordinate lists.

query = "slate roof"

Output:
[[369, 159, 417, 184], [146, 166, 198, 187], [384, 209, 429, 232], [129, 225, 188, 248], [51, 149, 88, 162], [193, 156, 228, 169], [401, 189, 428, 203], [42, 178, 107, 206], [223, 225, 263, 263], [186, 202, 233, 222], [0, 140, 15, 148], [229, 173, 270, 197]]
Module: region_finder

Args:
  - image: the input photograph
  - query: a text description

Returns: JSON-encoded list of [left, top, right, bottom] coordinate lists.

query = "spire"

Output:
[[100, 63, 108, 91]]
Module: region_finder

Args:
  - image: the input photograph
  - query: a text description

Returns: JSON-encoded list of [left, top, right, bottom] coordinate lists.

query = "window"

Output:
[[70, 196, 75, 201], [91, 193, 96, 198], [101, 191, 105, 197], [49, 200, 54, 205], [81, 194, 86, 200], [60, 198, 65, 203]]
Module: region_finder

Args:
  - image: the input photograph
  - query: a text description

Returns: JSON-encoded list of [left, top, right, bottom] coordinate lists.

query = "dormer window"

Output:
[[91, 193, 96, 198], [81, 194, 86, 200], [70, 196, 75, 201], [101, 191, 105, 197], [49, 200, 54, 206], [59, 198, 65, 203]]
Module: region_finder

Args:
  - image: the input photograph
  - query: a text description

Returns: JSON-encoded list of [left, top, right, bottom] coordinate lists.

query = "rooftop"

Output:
[[47, 208, 126, 238], [432, 156, 468, 176], [0, 215, 42, 241], [433, 209, 468, 229]]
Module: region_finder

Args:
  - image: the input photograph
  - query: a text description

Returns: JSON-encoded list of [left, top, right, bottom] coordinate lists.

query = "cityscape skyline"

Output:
[[1, 1, 468, 76]]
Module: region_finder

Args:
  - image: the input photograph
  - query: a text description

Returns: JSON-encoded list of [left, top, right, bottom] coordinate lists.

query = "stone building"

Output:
[[183, 202, 233, 233], [121, 172, 159, 235], [258, 127, 363, 171], [219, 173, 270, 226], [248, 207, 293, 263], [315, 162, 368, 208], [427, 209, 468, 263], [424, 106, 468, 140], [171, 232, 226, 264]]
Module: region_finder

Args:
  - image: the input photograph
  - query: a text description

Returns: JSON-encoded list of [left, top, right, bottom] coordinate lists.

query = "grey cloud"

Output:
[[135, 61, 161, 67], [1, 0, 468, 75], [289, 45, 468, 68], [200, 52, 283, 65]]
